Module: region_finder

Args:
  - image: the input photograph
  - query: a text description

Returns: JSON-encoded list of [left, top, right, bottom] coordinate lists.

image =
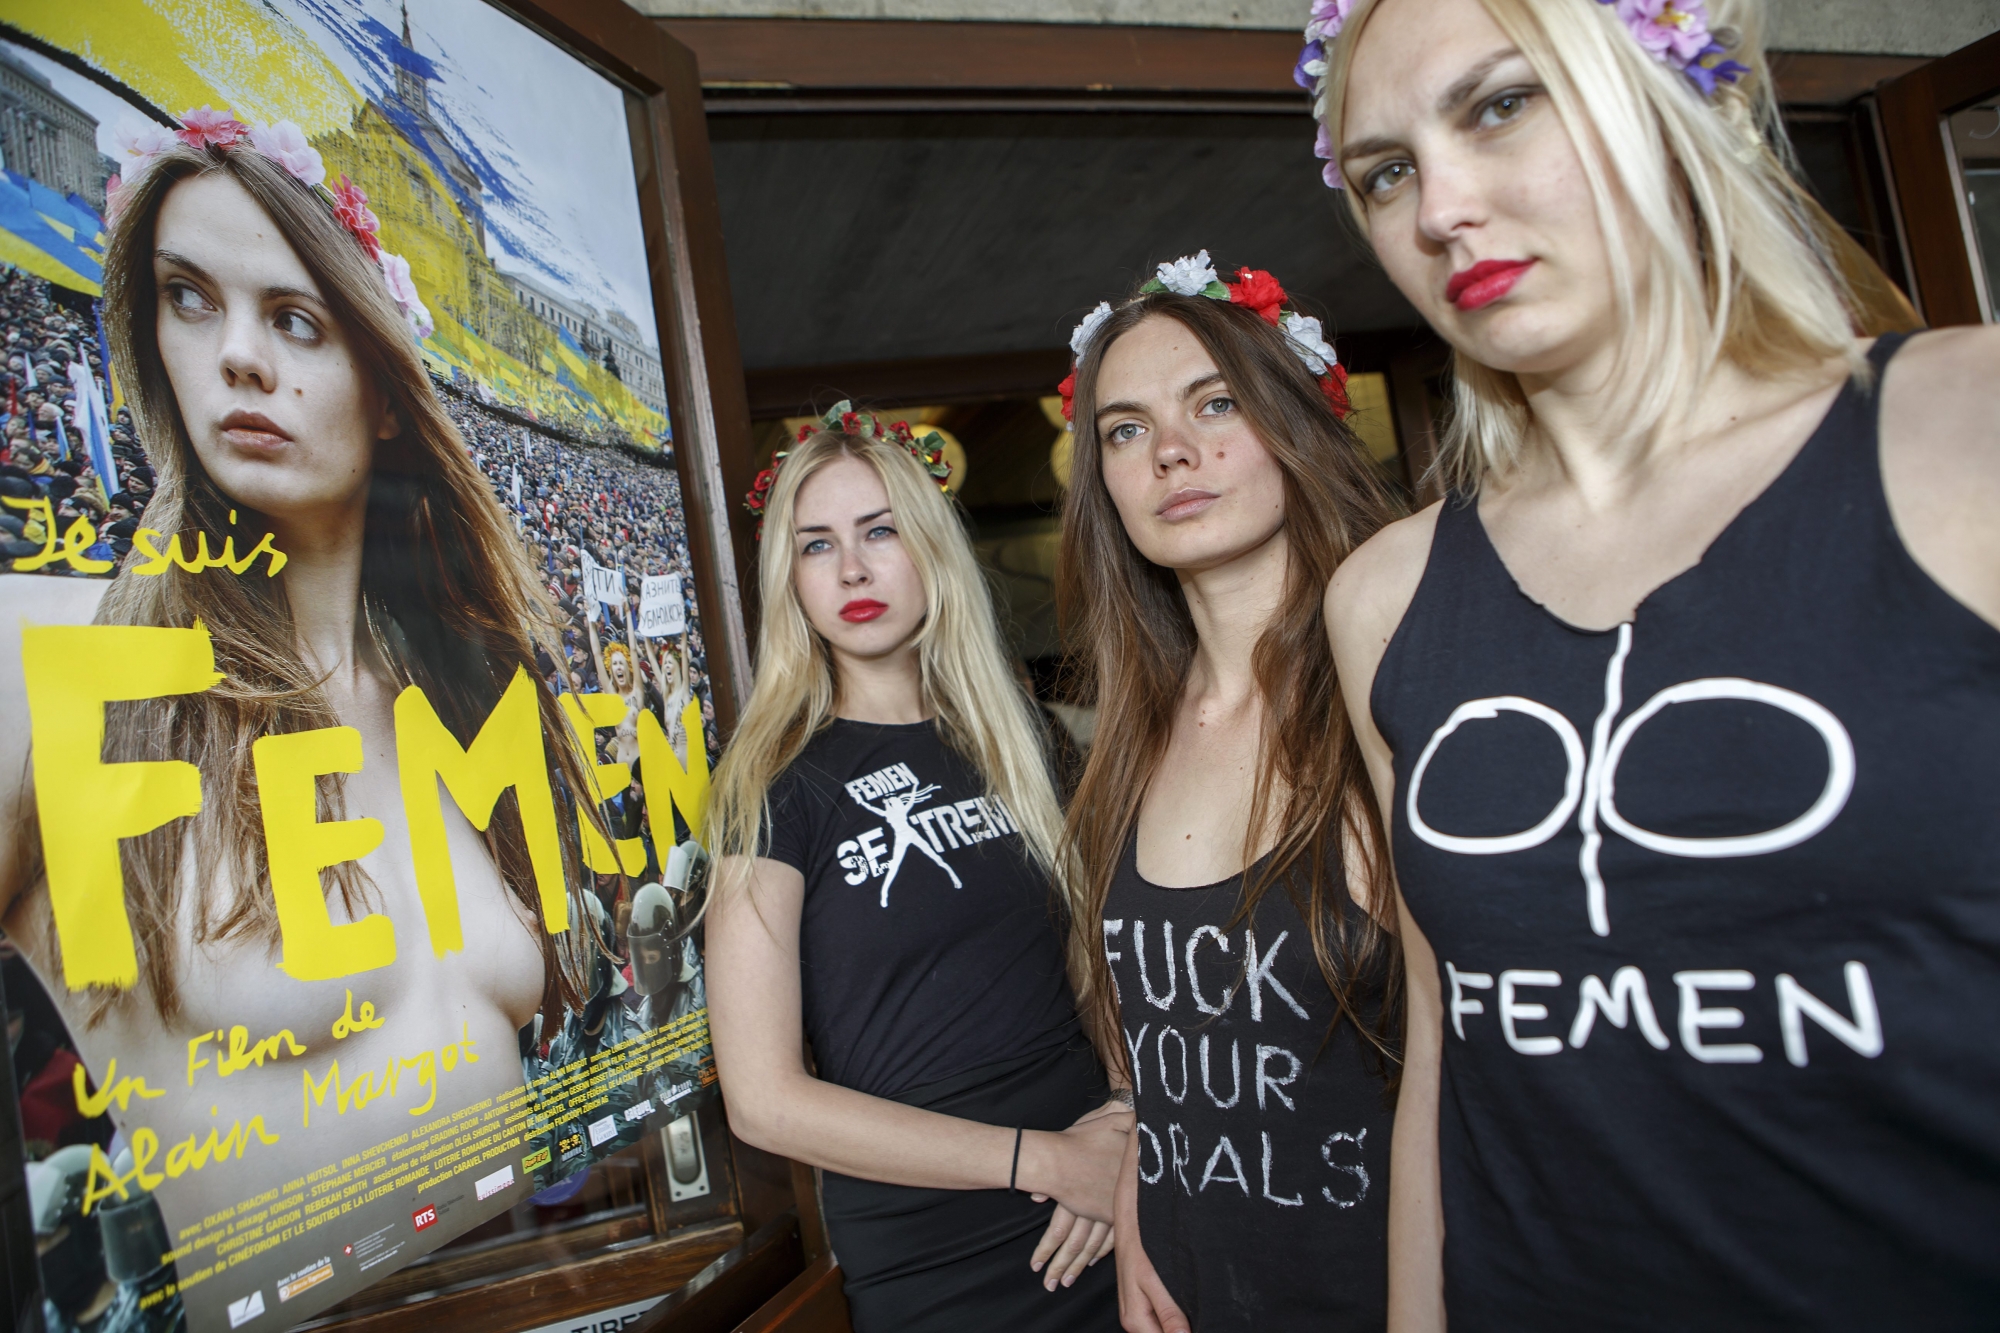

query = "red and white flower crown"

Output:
[[1057, 251, 1351, 423], [743, 399, 952, 541], [110, 107, 434, 341]]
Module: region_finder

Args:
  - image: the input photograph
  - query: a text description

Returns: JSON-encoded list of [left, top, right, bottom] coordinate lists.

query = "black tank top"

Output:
[[1372, 334, 2000, 1329], [1103, 835, 1391, 1331]]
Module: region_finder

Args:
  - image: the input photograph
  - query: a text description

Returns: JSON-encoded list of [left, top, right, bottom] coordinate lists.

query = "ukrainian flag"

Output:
[[0, 171, 105, 295]]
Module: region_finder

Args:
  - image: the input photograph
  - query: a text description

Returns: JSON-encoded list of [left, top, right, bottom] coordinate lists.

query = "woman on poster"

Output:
[[1054, 256, 1402, 1332], [0, 120, 613, 1316], [1306, 0, 2000, 1325], [702, 407, 1127, 1331]]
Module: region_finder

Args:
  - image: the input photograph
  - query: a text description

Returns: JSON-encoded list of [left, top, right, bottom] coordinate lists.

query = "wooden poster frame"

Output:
[[0, 1, 783, 1330]]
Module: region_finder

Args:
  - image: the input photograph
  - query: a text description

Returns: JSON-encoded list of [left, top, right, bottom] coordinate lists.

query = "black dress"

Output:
[[762, 719, 1119, 1332], [1103, 837, 1394, 1330]]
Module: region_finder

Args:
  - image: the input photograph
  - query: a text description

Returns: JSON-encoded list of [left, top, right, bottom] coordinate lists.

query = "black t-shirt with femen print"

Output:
[[762, 719, 1082, 1100]]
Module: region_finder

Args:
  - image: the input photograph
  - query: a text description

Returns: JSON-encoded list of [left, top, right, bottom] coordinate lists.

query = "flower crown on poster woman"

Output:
[[0, 112, 621, 1276]]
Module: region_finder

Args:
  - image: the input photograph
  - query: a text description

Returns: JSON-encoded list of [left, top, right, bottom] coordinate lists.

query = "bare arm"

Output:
[[582, 611, 607, 693], [1326, 506, 1444, 1333], [1112, 1119, 1188, 1333], [0, 574, 109, 926], [1383, 890, 1445, 1333], [1880, 326, 2000, 630], [704, 854, 1129, 1219]]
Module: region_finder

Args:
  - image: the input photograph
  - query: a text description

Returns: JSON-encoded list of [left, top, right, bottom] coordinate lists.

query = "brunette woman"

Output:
[[1058, 255, 1401, 1332], [1309, 0, 2000, 1326], [702, 407, 1127, 1332]]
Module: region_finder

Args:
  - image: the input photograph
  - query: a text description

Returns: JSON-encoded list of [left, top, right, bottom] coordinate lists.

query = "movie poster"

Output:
[[0, 2, 723, 1329]]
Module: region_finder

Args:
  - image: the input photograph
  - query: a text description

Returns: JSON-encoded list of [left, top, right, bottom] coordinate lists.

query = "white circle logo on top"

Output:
[[1404, 623, 1855, 936]]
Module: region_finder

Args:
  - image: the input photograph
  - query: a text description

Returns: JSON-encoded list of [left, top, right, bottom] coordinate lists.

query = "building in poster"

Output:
[[0, 46, 116, 212], [504, 271, 670, 419]]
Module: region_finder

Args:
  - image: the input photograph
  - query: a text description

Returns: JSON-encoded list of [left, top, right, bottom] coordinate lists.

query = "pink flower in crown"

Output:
[[1613, 0, 1715, 67], [1315, 120, 1345, 190], [251, 121, 326, 188], [378, 252, 434, 340], [176, 106, 250, 151], [1304, 0, 1357, 44], [330, 175, 382, 261], [114, 120, 176, 167]]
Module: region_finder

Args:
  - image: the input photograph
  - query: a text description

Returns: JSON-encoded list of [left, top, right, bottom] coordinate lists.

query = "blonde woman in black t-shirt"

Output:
[[703, 404, 1128, 1331]]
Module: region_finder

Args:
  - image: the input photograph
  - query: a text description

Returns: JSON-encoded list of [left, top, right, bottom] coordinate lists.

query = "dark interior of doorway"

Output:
[[703, 99, 1910, 704]]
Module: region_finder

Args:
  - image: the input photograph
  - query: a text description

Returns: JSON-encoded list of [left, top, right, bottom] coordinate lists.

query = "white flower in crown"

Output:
[[1154, 250, 1219, 297], [1281, 311, 1339, 376], [252, 121, 326, 188], [114, 120, 176, 168], [1070, 300, 1113, 359], [379, 251, 435, 340]]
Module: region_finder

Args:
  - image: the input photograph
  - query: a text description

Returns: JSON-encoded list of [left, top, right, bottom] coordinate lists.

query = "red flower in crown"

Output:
[[330, 176, 383, 261], [1056, 370, 1077, 423], [748, 406, 950, 539], [1228, 267, 1288, 325], [176, 106, 250, 151], [1320, 364, 1352, 419]]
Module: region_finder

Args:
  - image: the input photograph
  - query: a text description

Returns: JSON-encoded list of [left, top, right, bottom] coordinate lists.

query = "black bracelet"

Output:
[[1009, 1126, 1024, 1194]]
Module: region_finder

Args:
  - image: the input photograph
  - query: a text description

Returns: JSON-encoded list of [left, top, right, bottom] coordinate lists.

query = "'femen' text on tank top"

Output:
[[1371, 334, 2000, 1329]]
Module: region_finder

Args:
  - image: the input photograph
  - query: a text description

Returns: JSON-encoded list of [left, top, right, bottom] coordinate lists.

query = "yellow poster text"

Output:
[[80, 1114, 281, 1215], [72, 1057, 165, 1116], [301, 1021, 479, 1128], [332, 989, 386, 1039], [20, 625, 708, 993], [187, 1025, 310, 1087]]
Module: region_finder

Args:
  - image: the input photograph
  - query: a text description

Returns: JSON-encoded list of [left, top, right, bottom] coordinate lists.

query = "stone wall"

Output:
[[629, 0, 2000, 57]]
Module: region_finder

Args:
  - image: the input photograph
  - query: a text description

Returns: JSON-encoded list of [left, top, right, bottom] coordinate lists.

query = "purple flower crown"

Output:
[[1297, 0, 1749, 191]]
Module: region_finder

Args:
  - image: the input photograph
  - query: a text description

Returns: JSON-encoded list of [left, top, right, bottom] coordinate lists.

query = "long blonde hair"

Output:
[[1323, 0, 1868, 492], [705, 426, 1073, 920], [76, 141, 602, 1025]]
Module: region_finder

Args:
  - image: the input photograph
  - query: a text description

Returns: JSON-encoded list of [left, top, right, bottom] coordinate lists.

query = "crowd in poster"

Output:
[[0, 2, 722, 1330]]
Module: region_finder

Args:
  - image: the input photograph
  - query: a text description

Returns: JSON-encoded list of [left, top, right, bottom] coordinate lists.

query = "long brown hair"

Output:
[[71, 141, 601, 1025], [1058, 288, 1402, 1075]]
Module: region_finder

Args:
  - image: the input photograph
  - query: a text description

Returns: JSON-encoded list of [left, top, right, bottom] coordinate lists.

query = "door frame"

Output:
[[1878, 29, 2000, 327]]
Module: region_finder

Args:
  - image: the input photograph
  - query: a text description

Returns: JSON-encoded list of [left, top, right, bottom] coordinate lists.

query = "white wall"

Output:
[[633, 0, 2000, 57]]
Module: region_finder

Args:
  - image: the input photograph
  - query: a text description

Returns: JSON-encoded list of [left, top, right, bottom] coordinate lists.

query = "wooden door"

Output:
[[1879, 30, 2000, 326]]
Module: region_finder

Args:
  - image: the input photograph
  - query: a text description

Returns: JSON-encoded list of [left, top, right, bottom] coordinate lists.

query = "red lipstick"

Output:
[[840, 599, 888, 623], [1446, 259, 1536, 312]]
